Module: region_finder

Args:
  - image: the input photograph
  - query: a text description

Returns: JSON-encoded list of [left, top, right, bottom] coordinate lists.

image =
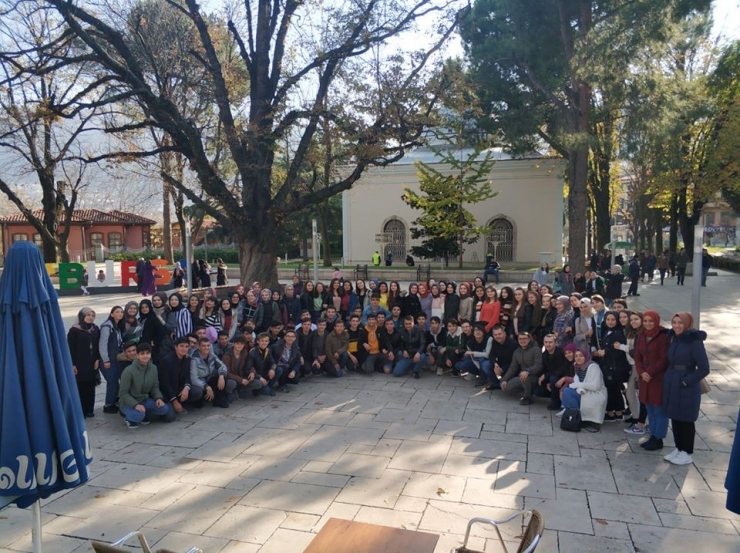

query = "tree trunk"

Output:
[[669, 193, 679, 252], [302, 236, 310, 262], [568, 147, 589, 272], [318, 204, 332, 267], [654, 209, 663, 253], [162, 181, 174, 263], [238, 232, 280, 290]]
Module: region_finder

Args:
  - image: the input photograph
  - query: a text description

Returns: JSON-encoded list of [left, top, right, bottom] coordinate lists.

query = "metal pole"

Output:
[[32, 500, 42, 553], [203, 229, 208, 264], [185, 222, 192, 297], [610, 220, 616, 269], [312, 219, 319, 283], [691, 224, 703, 328]]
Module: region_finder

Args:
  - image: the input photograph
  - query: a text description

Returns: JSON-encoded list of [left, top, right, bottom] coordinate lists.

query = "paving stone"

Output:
[[558, 531, 635, 552], [138, 481, 197, 511], [185, 436, 253, 463], [238, 455, 307, 482], [383, 419, 438, 441], [7, 533, 85, 553], [554, 451, 617, 493], [394, 495, 431, 513], [241, 427, 317, 458], [651, 497, 692, 515], [334, 473, 410, 508], [204, 505, 286, 544], [279, 512, 321, 532], [523, 489, 592, 534], [695, 467, 731, 492], [606, 450, 683, 499], [682, 489, 740, 520], [440, 453, 499, 480], [432, 420, 482, 438], [101, 443, 176, 465], [460, 478, 525, 510], [302, 460, 334, 473], [420, 399, 466, 421], [527, 433, 580, 456], [43, 485, 152, 518], [311, 502, 361, 532], [150, 531, 229, 553], [305, 409, 357, 426], [178, 461, 245, 488], [146, 486, 242, 534], [505, 415, 553, 437], [401, 472, 467, 502], [658, 512, 738, 534], [369, 438, 403, 457], [82, 464, 186, 494], [462, 408, 507, 426], [239, 480, 340, 515], [291, 471, 351, 488], [387, 438, 450, 473], [629, 524, 740, 553], [354, 506, 422, 530], [449, 436, 527, 461], [58, 505, 158, 542], [432, 533, 486, 553], [344, 413, 392, 430], [258, 528, 315, 553], [373, 407, 420, 423], [587, 491, 661, 525], [418, 500, 521, 540], [526, 452, 554, 475], [329, 452, 390, 478], [592, 519, 631, 540], [493, 468, 557, 499]]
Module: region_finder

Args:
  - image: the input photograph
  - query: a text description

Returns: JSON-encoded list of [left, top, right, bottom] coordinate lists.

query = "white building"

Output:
[[341, 146, 566, 267]]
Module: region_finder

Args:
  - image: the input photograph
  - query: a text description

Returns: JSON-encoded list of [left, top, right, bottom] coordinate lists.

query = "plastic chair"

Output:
[[454, 510, 545, 553], [91, 531, 203, 553]]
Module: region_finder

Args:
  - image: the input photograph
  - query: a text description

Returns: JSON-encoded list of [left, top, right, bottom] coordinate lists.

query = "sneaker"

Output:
[[613, 413, 624, 422], [463, 373, 474, 381], [555, 408, 566, 417], [641, 437, 663, 451], [413, 372, 420, 380], [103, 405, 119, 414], [604, 414, 617, 423], [436, 367, 444, 376], [126, 420, 139, 429], [519, 396, 534, 406], [278, 386, 290, 393], [140, 418, 151, 425], [624, 424, 646, 436], [663, 448, 680, 462], [451, 369, 460, 377], [670, 451, 693, 466], [546, 401, 562, 411]]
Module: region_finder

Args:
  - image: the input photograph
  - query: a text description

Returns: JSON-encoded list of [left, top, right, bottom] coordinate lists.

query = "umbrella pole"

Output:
[[32, 500, 42, 553]]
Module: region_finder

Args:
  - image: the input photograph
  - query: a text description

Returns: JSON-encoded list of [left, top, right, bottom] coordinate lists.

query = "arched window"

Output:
[[108, 232, 122, 248], [487, 218, 514, 262], [383, 219, 407, 262]]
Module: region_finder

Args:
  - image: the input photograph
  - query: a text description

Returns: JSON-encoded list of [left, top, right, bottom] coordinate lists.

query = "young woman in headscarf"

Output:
[[98, 305, 124, 414], [618, 310, 645, 432], [139, 298, 170, 363], [67, 307, 101, 417], [552, 295, 573, 349], [402, 283, 422, 320], [219, 297, 239, 340], [141, 259, 157, 296], [430, 283, 445, 322], [122, 300, 143, 344], [418, 282, 432, 322], [592, 311, 630, 422], [662, 312, 710, 466], [632, 311, 670, 450], [171, 262, 185, 288], [559, 347, 607, 425], [216, 258, 228, 286], [258, 288, 279, 333], [443, 282, 460, 322]]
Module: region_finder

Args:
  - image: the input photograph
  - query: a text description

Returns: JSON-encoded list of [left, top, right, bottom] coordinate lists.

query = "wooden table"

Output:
[[304, 518, 440, 553]]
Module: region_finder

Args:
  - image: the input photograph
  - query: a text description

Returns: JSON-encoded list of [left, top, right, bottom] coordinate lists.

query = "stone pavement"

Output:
[[1, 270, 739, 553]]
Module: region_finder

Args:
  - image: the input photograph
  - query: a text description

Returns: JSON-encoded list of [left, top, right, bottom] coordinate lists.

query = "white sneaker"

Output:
[[670, 451, 693, 466], [555, 408, 566, 418], [663, 448, 680, 462], [463, 373, 474, 381], [436, 367, 443, 376]]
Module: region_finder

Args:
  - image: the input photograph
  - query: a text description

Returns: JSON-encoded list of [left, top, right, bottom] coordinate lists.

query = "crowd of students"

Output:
[[66, 270, 710, 466]]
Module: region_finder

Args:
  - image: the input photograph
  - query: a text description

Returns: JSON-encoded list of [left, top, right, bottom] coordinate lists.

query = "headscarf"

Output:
[[139, 299, 154, 321], [152, 292, 169, 322], [672, 311, 694, 331], [575, 347, 592, 367], [220, 298, 233, 317], [556, 295, 571, 309], [642, 310, 661, 338], [124, 301, 139, 323], [74, 307, 96, 331], [563, 343, 578, 353], [168, 292, 184, 312]]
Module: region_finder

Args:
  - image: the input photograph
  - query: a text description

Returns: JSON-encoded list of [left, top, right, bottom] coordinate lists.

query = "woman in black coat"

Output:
[[402, 283, 422, 319], [663, 312, 710, 466], [139, 299, 170, 363], [443, 282, 460, 322], [67, 307, 100, 417], [592, 311, 630, 422]]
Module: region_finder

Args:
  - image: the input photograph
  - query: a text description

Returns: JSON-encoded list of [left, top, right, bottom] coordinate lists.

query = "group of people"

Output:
[[67, 268, 710, 466]]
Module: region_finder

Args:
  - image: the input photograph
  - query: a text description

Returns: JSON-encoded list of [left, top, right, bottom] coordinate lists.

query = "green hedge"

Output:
[[713, 255, 740, 273]]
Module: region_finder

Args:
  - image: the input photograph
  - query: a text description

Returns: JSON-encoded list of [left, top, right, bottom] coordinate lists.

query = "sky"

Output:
[[711, 0, 740, 42]]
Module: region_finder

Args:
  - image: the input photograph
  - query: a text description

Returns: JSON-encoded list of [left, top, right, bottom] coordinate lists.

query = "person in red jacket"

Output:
[[633, 311, 670, 451]]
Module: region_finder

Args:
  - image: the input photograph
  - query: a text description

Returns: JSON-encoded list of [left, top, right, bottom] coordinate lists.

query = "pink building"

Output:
[[0, 209, 156, 261]]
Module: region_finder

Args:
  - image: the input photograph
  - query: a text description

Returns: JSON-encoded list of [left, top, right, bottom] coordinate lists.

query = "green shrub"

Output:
[[713, 255, 740, 273]]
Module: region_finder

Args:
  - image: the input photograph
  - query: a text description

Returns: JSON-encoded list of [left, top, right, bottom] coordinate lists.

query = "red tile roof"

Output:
[[0, 209, 156, 225]]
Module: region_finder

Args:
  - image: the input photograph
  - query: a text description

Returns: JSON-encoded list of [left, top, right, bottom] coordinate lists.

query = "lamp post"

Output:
[[185, 221, 192, 296], [312, 219, 319, 283]]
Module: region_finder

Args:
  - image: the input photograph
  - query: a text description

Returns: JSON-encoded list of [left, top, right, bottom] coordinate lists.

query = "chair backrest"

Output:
[[516, 510, 545, 553], [92, 543, 129, 553]]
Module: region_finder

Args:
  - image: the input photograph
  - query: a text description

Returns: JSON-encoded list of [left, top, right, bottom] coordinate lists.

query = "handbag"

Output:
[[560, 408, 582, 432], [700, 378, 710, 395]]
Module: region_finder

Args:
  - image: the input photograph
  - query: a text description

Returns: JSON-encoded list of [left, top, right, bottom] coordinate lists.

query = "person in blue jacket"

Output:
[[727, 412, 740, 515], [662, 312, 710, 466]]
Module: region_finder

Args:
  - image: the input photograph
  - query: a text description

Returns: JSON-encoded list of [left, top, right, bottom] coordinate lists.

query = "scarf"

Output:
[[73, 307, 96, 332], [168, 292, 184, 313], [642, 310, 661, 338], [575, 348, 592, 381], [672, 311, 694, 331]]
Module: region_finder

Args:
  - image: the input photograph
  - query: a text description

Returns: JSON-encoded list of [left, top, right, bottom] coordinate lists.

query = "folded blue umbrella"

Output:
[[0, 241, 92, 510]]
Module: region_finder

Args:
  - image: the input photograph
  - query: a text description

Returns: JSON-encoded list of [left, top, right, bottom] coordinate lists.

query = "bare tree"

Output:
[[28, 0, 458, 285]]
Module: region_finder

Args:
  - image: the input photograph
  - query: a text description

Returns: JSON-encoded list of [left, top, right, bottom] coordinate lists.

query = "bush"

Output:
[[713, 255, 740, 273]]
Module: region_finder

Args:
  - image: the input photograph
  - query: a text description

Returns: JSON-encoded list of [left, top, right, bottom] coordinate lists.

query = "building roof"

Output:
[[0, 209, 156, 225]]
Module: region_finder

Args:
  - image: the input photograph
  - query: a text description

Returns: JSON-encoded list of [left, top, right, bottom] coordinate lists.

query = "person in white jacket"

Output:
[[559, 347, 607, 425]]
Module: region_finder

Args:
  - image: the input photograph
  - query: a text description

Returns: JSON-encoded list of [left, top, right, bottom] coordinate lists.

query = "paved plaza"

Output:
[[1, 271, 739, 553]]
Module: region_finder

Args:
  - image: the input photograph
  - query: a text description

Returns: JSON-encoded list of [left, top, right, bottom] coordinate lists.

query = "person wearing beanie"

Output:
[[632, 311, 670, 450], [662, 312, 710, 466], [559, 347, 607, 425]]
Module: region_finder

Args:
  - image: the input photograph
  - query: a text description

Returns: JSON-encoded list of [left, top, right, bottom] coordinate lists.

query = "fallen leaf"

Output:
[[436, 487, 447, 496], [315, 401, 323, 405], [94, 494, 107, 499], [226, 496, 241, 503], [595, 519, 609, 526], [271, 404, 279, 408]]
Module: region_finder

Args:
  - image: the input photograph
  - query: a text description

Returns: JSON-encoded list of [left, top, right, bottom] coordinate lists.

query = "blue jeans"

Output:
[[645, 403, 668, 439], [562, 387, 581, 410], [100, 361, 120, 406], [393, 353, 427, 376], [121, 398, 174, 423], [483, 268, 500, 284], [455, 356, 493, 384]]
